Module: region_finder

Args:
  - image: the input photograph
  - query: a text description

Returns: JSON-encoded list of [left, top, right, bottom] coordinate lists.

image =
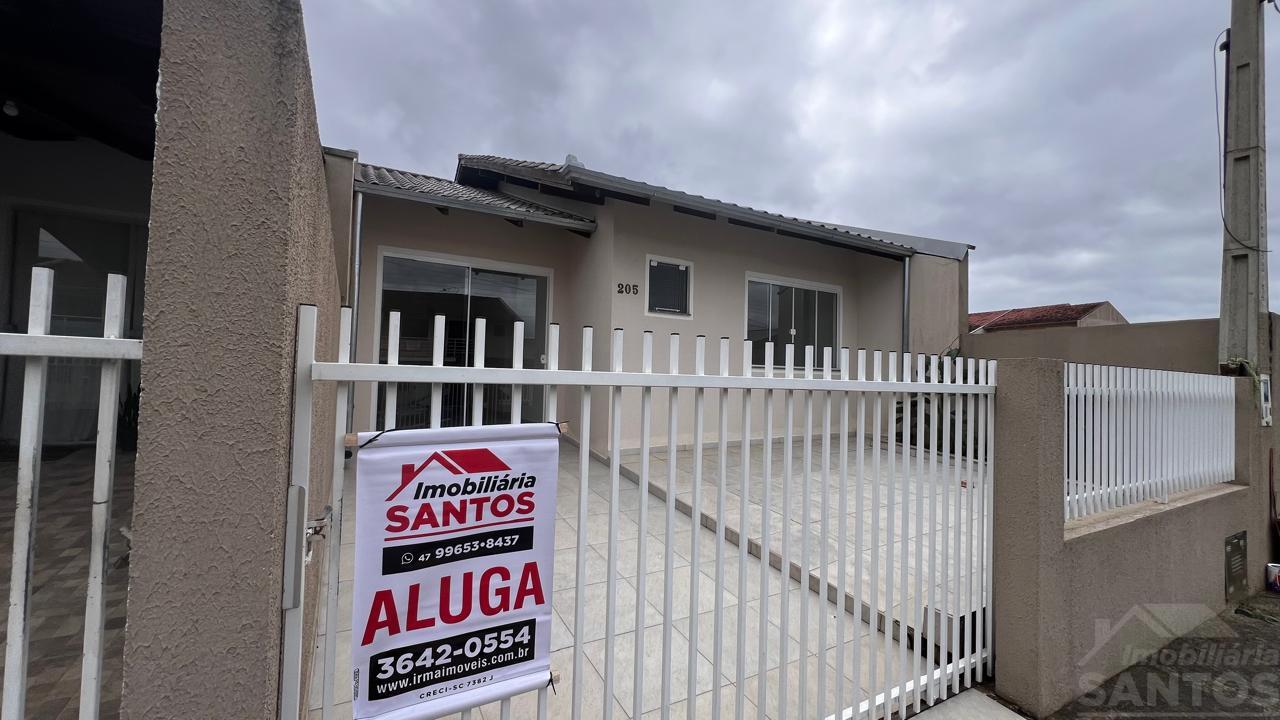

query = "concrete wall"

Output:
[[120, 0, 339, 717], [964, 318, 1220, 374], [993, 359, 1274, 718]]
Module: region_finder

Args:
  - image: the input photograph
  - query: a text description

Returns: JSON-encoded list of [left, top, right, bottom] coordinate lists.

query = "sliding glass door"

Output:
[[377, 255, 548, 429]]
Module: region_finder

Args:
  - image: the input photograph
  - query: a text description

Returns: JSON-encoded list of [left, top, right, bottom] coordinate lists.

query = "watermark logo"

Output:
[[1073, 603, 1279, 715]]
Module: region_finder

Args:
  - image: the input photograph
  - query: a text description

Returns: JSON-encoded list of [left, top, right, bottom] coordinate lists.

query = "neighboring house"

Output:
[[321, 150, 974, 448], [968, 301, 1127, 334]]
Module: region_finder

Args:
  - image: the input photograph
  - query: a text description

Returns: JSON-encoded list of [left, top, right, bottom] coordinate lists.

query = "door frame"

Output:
[[368, 245, 555, 430]]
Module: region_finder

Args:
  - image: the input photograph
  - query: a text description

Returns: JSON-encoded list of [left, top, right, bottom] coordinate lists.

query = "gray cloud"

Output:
[[305, 0, 1280, 321]]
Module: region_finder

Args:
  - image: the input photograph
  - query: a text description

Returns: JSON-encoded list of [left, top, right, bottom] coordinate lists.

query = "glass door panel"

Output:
[[468, 268, 547, 425], [377, 257, 549, 429], [378, 256, 469, 428]]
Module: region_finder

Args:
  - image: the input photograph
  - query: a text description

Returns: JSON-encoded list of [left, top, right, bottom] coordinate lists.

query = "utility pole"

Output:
[[1218, 0, 1271, 374]]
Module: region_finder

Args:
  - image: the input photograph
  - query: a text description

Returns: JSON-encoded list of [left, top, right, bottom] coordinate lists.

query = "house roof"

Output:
[[455, 154, 973, 260], [968, 302, 1109, 332], [354, 162, 596, 232]]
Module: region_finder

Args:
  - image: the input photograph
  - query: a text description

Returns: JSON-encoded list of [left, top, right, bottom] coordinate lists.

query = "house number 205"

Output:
[[617, 283, 639, 295]]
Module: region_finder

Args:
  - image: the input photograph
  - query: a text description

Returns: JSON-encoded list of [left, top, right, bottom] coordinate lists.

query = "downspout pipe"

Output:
[[349, 190, 364, 430], [901, 254, 911, 356]]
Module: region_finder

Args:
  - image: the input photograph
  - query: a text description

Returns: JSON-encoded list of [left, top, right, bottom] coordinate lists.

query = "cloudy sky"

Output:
[[305, 1, 1280, 321]]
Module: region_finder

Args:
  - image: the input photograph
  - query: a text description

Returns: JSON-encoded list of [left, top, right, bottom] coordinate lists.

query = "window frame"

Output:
[[644, 253, 694, 319], [743, 271, 843, 370]]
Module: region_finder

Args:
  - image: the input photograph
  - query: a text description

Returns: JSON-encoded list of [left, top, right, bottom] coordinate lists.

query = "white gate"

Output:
[[0, 267, 142, 720], [289, 305, 996, 720]]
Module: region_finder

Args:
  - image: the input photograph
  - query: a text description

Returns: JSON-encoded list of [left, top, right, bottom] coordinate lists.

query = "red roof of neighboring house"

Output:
[[969, 302, 1108, 332]]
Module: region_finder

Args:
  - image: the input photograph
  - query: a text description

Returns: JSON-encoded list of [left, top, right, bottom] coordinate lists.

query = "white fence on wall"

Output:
[[0, 268, 142, 720], [292, 306, 997, 720], [1063, 363, 1236, 521]]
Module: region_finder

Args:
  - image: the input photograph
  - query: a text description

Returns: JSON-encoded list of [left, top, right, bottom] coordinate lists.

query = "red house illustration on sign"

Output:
[[387, 448, 512, 501]]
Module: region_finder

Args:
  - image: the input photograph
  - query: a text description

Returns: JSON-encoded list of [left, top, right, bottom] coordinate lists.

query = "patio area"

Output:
[[0, 448, 134, 720], [621, 432, 989, 644], [311, 438, 915, 719]]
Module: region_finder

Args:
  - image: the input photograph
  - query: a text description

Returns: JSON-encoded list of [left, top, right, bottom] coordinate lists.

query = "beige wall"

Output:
[[121, 0, 339, 716], [964, 318, 1220, 374], [993, 360, 1274, 718], [1079, 301, 1127, 327], [603, 200, 906, 448], [353, 184, 968, 451], [908, 253, 965, 355]]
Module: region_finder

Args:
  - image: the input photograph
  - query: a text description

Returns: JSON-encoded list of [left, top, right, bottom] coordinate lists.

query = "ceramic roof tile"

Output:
[[355, 162, 594, 229]]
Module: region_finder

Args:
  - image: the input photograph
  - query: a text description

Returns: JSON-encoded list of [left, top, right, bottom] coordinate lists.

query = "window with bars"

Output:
[[647, 258, 691, 315], [746, 278, 838, 368]]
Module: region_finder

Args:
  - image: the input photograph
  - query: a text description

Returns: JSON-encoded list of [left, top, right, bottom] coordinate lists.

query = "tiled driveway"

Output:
[[0, 449, 133, 720], [622, 436, 987, 637]]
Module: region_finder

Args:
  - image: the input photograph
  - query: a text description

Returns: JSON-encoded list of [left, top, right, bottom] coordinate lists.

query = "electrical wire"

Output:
[[1214, 27, 1265, 252]]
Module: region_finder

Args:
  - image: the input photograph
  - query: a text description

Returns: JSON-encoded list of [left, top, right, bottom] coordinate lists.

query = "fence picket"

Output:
[[897, 351, 912, 713], [938, 355, 952, 702], [3, 268, 53, 720], [320, 307, 352, 720], [836, 348, 851, 717], [950, 356, 964, 694], [687, 336, 707, 720], [777, 342, 794, 720], [77, 274, 128, 720], [712, 338, 730, 720], [851, 349, 867, 715], [817, 346, 832, 720], [868, 350, 883, 706], [383, 311, 400, 430], [736, 340, 753, 720], [883, 350, 898, 715], [798, 345, 814, 720], [757, 342, 774, 720], [912, 352, 926, 709], [570, 327, 592, 720], [633, 332, 653, 720], [661, 333, 679, 720], [603, 329, 624, 720]]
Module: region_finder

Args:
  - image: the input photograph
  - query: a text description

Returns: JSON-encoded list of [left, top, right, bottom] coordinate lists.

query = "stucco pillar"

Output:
[[120, 0, 338, 717], [992, 358, 1069, 718]]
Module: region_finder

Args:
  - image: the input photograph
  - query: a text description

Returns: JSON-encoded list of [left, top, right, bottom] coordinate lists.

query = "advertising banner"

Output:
[[352, 423, 558, 720]]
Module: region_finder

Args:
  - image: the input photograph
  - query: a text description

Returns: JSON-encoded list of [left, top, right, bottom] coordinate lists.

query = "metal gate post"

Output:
[[321, 307, 352, 719], [280, 304, 318, 719]]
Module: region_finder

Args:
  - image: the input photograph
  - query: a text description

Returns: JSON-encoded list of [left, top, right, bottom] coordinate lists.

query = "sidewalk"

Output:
[[1048, 592, 1280, 719]]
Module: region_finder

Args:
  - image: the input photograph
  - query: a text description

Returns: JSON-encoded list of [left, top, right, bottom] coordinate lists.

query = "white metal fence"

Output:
[[293, 306, 996, 720], [0, 267, 142, 720], [1063, 363, 1236, 521]]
